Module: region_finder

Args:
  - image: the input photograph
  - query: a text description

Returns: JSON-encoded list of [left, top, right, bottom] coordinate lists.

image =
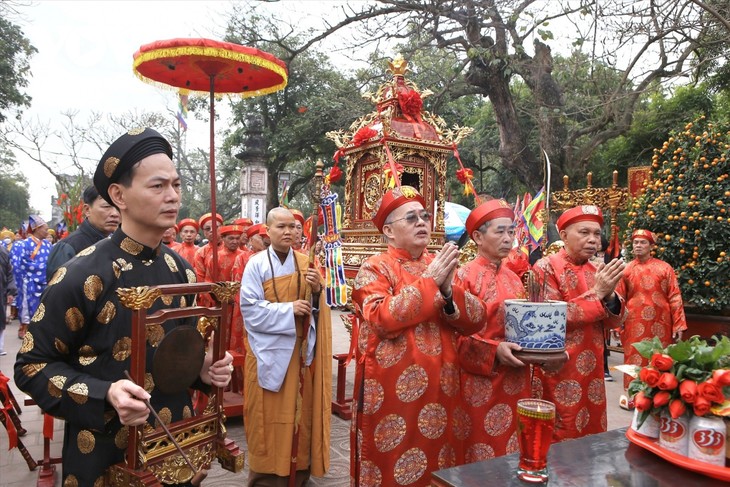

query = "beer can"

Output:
[[688, 414, 726, 466], [659, 411, 689, 456], [631, 408, 659, 439]]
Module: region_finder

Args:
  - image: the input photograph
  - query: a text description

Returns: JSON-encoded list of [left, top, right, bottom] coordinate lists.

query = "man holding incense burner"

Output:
[[532, 205, 627, 442]]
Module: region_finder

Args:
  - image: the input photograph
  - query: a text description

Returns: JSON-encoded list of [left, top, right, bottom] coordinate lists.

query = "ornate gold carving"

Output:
[[112, 337, 132, 361], [65, 307, 85, 332], [104, 156, 120, 177], [67, 382, 89, 404], [48, 267, 66, 286], [97, 301, 116, 324], [84, 275, 103, 301], [19, 332, 33, 353], [147, 443, 214, 484], [78, 345, 97, 366], [31, 303, 45, 322], [22, 362, 46, 378], [388, 54, 408, 76], [147, 324, 164, 347], [164, 253, 178, 273], [197, 316, 217, 336], [120, 237, 143, 256], [54, 338, 69, 355], [117, 286, 163, 310], [210, 282, 241, 304], [363, 174, 381, 211], [77, 429, 95, 454]]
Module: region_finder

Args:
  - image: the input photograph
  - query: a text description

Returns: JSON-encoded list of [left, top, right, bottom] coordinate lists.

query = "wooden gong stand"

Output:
[[108, 282, 244, 486]]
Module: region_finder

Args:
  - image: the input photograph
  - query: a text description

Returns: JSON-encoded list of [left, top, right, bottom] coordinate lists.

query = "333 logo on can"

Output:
[[659, 416, 686, 441], [692, 429, 725, 453]]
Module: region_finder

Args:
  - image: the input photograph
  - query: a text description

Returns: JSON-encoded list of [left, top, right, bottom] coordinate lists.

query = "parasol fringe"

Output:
[[133, 45, 288, 98]]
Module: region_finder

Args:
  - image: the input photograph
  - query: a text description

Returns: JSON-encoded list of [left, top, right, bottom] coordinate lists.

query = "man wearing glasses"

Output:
[[350, 186, 486, 487]]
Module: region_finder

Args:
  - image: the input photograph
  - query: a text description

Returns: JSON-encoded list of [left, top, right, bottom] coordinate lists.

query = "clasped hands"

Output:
[[427, 242, 460, 298], [593, 258, 626, 302], [107, 331, 233, 426]]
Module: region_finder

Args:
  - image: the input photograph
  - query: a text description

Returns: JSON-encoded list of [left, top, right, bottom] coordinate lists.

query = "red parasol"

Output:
[[133, 38, 288, 280]]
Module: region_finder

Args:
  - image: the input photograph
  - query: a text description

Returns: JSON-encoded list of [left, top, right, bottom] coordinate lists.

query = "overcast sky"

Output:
[[11, 1, 247, 219]]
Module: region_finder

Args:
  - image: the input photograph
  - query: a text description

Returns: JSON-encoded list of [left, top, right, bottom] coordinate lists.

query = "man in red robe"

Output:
[[194, 213, 223, 307], [453, 199, 532, 462], [351, 186, 486, 487], [216, 225, 243, 282], [175, 218, 199, 266], [532, 205, 627, 442], [616, 229, 686, 392], [233, 217, 253, 251]]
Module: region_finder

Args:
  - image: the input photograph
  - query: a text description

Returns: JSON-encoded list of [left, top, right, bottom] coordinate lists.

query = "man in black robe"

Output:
[[15, 128, 233, 486], [46, 185, 121, 280]]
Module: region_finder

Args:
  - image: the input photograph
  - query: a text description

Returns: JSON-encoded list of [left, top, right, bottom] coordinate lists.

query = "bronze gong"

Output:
[[152, 326, 206, 395]]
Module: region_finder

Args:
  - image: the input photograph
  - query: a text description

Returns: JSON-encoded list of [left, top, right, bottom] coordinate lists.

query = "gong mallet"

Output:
[[123, 371, 208, 486]]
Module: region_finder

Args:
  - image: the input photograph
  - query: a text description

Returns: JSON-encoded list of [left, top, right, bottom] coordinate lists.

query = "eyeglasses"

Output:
[[385, 210, 432, 225]]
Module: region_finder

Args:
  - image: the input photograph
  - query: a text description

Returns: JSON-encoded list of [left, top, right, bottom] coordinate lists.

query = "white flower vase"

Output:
[[631, 409, 659, 439], [504, 299, 567, 351], [659, 411, 689, 456], [688, 414, 726, 466]]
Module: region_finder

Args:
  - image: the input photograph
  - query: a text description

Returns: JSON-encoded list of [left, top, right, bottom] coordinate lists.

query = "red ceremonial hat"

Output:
[[233, 217, 253, 227], [177, 218, 199, 232], [465, 199, 515, 238], [220, 224, 243, 236], [631, 229, 655, 244], [556, 205, 604, 232], [259, 225, 269, 237], [372, 186, 427, 232], [290, 209, 305, 226], [198, 212, 223, 228], [246, 223, 263, 239]]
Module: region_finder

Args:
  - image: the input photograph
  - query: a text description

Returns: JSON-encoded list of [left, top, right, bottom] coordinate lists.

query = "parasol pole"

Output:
[[288, 160, 324, 487], [209, 74, 219, 282]]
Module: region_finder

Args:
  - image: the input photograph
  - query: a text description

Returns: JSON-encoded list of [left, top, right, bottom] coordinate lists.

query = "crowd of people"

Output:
[[4, 127, 687, 486]]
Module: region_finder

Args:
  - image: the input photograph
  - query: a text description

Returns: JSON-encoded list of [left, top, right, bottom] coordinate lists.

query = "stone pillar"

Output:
[[237, 114, 268, 224]]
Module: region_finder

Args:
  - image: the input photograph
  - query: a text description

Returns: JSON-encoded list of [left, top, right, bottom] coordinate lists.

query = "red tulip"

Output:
[[640, 367, 662, 388], [652, 390, 671, 407], [634, 391, 652, 412], [657, 372, 679, 391], [693, 396, 711, 416], [650, 353, 674, 371], [679, 380, 698, 404], [712, 369, 730, 386], [698, 380, 725, 404], [669, 399, 686, 419]]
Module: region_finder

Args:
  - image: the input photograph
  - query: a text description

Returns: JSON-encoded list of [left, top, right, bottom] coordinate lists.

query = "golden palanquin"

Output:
[[326, 56, 472, 277]]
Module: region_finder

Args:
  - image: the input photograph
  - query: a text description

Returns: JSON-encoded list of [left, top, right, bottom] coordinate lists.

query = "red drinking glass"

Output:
[[516, 399, 556, 483]]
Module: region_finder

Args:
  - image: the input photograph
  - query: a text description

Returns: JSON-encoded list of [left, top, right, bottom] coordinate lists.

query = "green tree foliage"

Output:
[[627, 117, 730, 311], [0, 10, 36, 123], [0, 143, 30, 228], [222, 10, 370, 213]]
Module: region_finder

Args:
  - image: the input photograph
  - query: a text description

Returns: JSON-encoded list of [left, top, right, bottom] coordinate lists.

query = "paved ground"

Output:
[[0, 310, 632, 486]]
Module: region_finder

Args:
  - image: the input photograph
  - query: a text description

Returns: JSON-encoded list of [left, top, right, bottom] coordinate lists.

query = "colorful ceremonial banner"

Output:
[[521, 187, 546, 247], [320, 191, 347, 306], [628, 166, 651, 197], [177, 89, 189, 131]]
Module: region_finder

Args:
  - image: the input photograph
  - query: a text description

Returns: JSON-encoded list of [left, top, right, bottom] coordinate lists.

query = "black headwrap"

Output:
[[94, 127, 173, 205]]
